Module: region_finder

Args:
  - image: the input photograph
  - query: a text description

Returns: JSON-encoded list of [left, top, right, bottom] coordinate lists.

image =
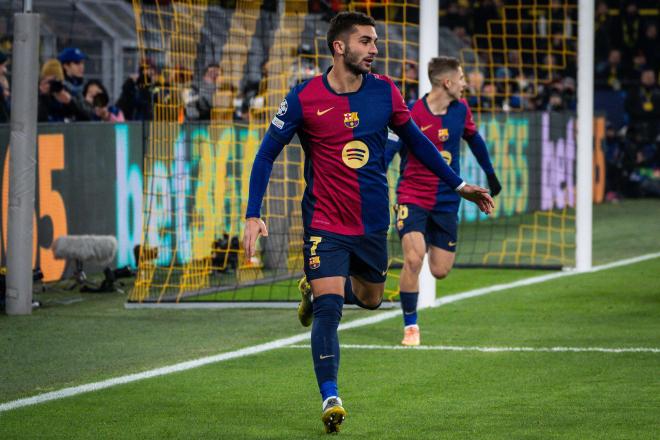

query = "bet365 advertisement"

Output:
[[0, 114, 605, 281]]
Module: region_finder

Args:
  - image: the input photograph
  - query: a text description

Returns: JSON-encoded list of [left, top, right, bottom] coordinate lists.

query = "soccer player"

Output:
[[388, 56, 502, 347], [243, 13, 494, 433]]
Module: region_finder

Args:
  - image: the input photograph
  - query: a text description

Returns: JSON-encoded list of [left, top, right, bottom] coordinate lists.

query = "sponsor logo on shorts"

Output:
[[448, 241, 457, 247]]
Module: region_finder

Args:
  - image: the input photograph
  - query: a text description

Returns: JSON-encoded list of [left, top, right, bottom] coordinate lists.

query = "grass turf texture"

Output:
[[0, 199, 659, 438]]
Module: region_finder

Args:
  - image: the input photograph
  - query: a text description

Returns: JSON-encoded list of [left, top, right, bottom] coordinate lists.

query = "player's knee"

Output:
[[360, 296, 382, 309], [403, 254, 424, 275], [430, 266, 451, 280]]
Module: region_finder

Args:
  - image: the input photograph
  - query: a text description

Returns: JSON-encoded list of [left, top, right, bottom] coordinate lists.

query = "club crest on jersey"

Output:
[[308, 256, 321, 270], [438, 128, 449, 142], [344, 112, 360, 128]]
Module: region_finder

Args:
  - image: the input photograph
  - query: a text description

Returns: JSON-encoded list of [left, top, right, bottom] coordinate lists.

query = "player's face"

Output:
[[341, 25, 378, 75], [446, 67, 467, 100]]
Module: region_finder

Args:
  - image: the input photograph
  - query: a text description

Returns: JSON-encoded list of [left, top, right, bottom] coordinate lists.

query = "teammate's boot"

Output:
[[297, 276, 313, 327], [401, 324, 420, 346], [321, 396, 346, 433]]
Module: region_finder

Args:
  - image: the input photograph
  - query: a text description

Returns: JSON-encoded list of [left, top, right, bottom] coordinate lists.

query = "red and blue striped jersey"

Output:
[[396, 97, 480, 212], [266, 71, 410, 235]]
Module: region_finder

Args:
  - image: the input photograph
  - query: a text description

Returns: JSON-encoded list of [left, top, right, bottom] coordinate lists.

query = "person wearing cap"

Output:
[[57, 47, 97, 120], [38, 58, 90, 122], [57, 47, 87, 98]]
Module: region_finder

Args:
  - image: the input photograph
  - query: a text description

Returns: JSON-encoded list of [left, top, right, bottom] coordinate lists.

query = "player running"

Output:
[[387, 56, 502, 346], [243, 13, 494, 434]]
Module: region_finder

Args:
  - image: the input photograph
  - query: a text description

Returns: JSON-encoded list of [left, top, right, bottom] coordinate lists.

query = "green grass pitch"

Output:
[[0, 199, 659, 439]]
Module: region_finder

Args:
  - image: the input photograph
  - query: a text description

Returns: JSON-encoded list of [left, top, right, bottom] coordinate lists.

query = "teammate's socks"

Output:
[[311, 294, 343, 401], [399, 291, 418, 326]]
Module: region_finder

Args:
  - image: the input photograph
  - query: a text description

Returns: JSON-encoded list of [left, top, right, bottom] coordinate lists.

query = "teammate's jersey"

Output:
[[396, 96, 477, 212], [266, 70, 410, 235]]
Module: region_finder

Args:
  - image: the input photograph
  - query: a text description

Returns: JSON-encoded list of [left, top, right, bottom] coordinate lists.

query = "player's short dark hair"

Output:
[[428, 56, 462, 86], [326, 11, 376, 55]]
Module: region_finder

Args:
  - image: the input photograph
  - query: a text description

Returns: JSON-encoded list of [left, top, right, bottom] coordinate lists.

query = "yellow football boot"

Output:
[[297, 276, 313, 327], [321, 397, 346, 434]]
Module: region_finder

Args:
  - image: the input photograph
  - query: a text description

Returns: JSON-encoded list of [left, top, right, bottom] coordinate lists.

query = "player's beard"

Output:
[[343, 45, 371, 75]]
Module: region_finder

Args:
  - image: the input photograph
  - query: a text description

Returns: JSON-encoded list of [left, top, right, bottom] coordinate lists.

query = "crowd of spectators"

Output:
[[592, 1, 660, 200], [0, 1, 657, 199]]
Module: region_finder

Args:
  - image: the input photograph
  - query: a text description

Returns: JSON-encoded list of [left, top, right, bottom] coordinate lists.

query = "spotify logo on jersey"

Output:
[[342, 141, 369, 169]]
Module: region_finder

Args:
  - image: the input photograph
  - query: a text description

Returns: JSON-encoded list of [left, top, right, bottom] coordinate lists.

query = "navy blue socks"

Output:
[[399, 291, 418, 326], [311, 294, 344, 401]]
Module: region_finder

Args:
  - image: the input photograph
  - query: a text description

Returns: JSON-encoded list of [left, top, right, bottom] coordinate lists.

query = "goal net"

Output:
[[127, 0, 578, 304]]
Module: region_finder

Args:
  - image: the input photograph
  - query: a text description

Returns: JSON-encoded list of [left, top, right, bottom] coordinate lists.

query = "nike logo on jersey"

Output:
[[316, 107, 334, 116], [421, 124, 433, 132], [448, 241, 457, 247], [319, 354, 335, 360], [381, 270, 388, 276]]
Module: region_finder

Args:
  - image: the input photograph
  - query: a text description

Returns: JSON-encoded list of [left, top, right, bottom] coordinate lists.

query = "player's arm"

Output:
[[462, 100, 501, 196], [244, 91, 302, 257], [244, 133, 286, 257], [464, 133, 501, 196], [392, 120, 494, 214]]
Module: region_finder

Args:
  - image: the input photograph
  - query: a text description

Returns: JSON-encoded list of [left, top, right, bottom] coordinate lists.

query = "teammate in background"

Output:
[[243, 13, 494, 433], [387, 56, 502, 347]]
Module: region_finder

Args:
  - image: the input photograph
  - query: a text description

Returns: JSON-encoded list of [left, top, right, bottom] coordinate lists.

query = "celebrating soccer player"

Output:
[[243, 13, 494, 434], [388, 56, 502, 347]]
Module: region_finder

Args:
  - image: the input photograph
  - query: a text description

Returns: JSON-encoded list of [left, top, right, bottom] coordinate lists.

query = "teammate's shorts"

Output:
[[302, 228, 388, 283], [395, 203, 458, 252]]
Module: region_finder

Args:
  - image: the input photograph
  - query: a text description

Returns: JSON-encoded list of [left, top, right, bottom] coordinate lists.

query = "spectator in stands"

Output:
[[0, 51, 9, 123], [618, 1, 643, 64], [82, 79, 124, 122], [638, 23, 658, 71], [57, 47, 87, 99], [595, 1, 616, 62], [37, 59, 90, 122], [626, 50, 649, 87], [477, 82, 501, 110], [58, 47, 95, 119], [116, 59, 159, 121], [92, 91, 125, 122], [465, 69, 484, 108], [595, 48, 625, 91], [625, 68, 660, 147], [604, 122, 625, 202], [184, 63, 219, 121]]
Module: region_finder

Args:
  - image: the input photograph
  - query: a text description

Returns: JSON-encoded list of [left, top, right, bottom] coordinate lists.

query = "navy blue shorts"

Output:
[[395, 204, 458, 252], [302, 228, 388, 283]]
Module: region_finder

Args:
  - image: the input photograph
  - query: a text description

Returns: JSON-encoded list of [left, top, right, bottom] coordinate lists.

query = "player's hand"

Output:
[[243, 217, 268, 259], [458, 184, 495, 214], [487, 173, 502, 197]]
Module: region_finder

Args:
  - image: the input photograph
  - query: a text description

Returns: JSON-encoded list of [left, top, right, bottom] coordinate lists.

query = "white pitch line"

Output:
[[1, 252, 659, 413], [287, 344, 660, 354]]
